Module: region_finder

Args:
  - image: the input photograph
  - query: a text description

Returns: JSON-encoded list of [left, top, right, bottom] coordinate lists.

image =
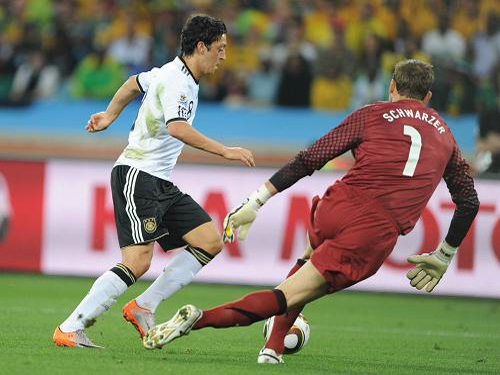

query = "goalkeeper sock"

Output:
[[59, 264, 135, 332], [265, 259, 306, 353], [192, 289, 287, 329], [135, 246, 212, 313]]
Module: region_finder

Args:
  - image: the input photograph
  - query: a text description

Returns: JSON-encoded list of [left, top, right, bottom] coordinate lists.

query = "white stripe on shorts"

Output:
[[124, 167, 144, 244]]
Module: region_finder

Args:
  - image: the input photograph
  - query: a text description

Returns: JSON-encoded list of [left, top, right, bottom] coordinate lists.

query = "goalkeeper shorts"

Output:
[[308, 181, 400, 294]]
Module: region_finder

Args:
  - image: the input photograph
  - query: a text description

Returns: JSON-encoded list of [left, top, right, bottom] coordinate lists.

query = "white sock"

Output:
[[59, 271, 128, 332], [135, 249, 205, 313]]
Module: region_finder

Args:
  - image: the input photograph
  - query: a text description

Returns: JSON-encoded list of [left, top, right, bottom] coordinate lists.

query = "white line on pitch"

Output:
[[319, 326, 500, 339]]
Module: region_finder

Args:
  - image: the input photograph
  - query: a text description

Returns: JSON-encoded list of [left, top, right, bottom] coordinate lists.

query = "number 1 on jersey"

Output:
[[402, 125, 422, 177]]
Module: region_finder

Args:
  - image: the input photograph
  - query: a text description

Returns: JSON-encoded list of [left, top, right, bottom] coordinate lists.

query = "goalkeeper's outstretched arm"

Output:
[[223, 108, 366, 242]]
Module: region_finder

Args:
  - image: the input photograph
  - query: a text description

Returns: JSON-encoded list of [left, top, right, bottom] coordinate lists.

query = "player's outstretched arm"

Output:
[[86, 75, 142, 133], [224, 106, 368, 242], [167, 121, 255, 167], [222, 113, 362, 243]]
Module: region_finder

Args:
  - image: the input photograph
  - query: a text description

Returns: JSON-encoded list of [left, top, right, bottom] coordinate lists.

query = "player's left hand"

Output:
[[222, 147, 255, 167], [406, 241, 457, 292], [86, 111, 114, 133], [223, 199, 258, 243]]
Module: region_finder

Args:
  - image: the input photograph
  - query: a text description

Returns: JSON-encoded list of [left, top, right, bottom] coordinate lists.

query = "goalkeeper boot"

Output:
[[122, 300, 155, 339], [143, 304, 202, 349], [257, 348, 284, 364], [53, 327, 103, 348]]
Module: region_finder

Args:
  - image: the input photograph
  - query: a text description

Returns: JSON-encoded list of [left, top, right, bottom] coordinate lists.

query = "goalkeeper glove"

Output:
[[223, 185, 271, 243], [406, 240, 457, 293]]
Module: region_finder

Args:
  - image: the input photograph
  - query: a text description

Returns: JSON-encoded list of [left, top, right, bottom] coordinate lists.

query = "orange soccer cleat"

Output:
[[53, 327, 103, 348], [122, 300, 155, 339]]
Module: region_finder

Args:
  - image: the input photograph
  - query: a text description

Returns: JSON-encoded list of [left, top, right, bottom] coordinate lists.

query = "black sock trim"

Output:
[[227, 307, 263, 323], [297, 258, 307, 266], [272, 289, 288, 315], [185, 245, 214, 266], [110, 263, 136, 287]]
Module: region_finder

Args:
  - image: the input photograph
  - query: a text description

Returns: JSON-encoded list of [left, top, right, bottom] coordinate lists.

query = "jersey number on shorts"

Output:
[[402, 125, 422, 177]]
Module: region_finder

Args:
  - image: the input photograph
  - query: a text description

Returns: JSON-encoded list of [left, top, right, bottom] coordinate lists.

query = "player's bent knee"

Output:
[[136, 259, 152, 278], [183, 222, 223, 255], [204, 236, 224, 255], [121, 245, 153, 278], [125, 258, 151, 278], [185, 234, 223, 257]]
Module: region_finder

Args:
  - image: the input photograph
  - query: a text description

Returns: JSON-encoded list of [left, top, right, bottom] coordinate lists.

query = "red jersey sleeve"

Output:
[[269, 107, 367, 191], [442, 143, 480, 247]]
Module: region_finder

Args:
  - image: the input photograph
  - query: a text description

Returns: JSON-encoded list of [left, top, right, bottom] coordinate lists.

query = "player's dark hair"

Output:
[[180, 14, 227, 56], [393, 59, 434, 100]]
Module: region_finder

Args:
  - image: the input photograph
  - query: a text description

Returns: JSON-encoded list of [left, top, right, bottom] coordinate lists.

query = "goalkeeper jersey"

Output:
[[269, 100, 479, 246], [115, 56, 199, 180]]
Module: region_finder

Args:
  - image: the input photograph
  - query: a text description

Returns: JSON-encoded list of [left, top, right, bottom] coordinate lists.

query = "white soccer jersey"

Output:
[[0, 174, 11, 219], [115, 56, 199, 180]]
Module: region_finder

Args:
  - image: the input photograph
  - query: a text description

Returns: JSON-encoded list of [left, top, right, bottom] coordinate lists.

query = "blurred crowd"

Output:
[[0, 0, 499, 171]]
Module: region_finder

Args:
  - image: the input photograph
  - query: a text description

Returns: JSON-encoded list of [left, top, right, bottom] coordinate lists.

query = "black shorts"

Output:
[[111, 165, 211, 251]]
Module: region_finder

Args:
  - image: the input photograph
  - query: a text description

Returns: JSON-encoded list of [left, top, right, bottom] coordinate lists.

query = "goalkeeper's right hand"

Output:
[[406, 240, 457, 293]]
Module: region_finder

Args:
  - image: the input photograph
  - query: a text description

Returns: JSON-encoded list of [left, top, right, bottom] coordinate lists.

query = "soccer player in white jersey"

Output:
[[53, 14, 255, 348]]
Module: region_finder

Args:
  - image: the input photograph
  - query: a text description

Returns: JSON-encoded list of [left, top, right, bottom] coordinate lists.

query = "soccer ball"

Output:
[[263, 314, 310, 354]]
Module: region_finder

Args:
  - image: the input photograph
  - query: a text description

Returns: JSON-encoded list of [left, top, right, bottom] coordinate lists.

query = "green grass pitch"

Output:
[[1, 272, 499, 374]]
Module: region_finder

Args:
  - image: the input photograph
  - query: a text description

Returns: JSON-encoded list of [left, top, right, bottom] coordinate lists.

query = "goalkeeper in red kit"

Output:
[[143, 60, 480, 363]]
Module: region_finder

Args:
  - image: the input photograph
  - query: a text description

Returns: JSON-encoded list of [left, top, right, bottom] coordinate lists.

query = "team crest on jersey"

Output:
[[143, 217, 157, 233]]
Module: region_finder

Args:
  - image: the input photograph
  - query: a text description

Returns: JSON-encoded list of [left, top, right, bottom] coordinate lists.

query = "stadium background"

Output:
[[0, 0, 499, 297]]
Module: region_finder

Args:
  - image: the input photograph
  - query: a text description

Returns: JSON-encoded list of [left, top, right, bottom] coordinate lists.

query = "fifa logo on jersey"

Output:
[[143, 217, 157, 233]]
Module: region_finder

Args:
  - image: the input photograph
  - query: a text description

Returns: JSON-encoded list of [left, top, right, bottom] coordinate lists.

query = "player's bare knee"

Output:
[[204, 236, 224, 255], [136, 258, 152, 277], [123, 257, 150, 278], [121, 244, 153, 278], [183, 222, 223, 256]]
